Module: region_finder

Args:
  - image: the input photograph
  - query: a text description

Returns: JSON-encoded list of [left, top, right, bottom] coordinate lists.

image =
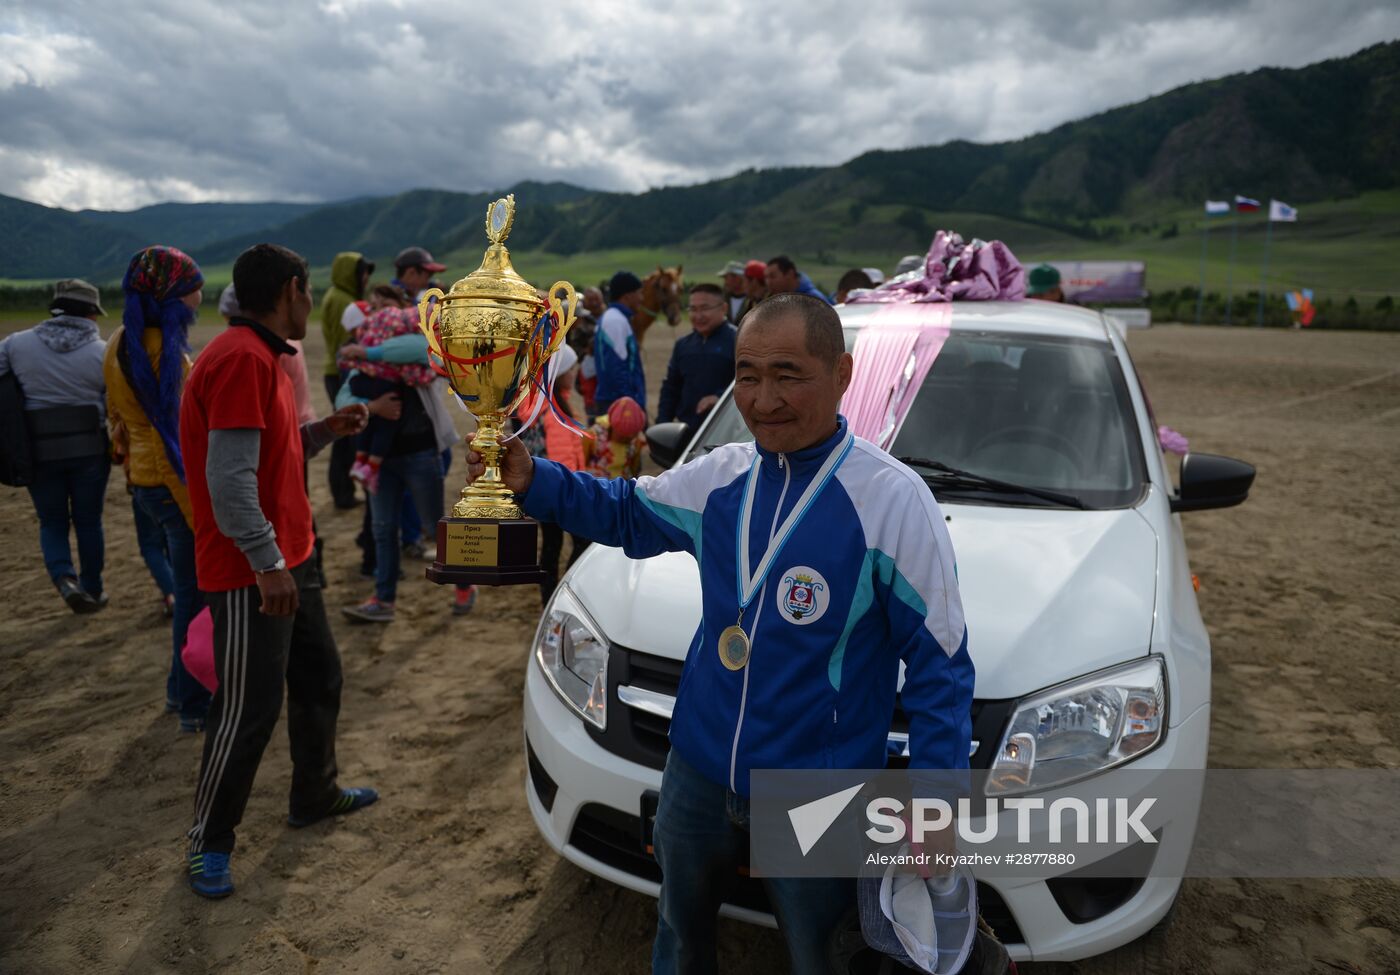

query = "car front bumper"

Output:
[[523, 657, 1209, 962]]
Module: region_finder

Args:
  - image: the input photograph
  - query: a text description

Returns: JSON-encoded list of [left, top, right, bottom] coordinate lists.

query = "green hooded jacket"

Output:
[[321, 251, 368, 377]]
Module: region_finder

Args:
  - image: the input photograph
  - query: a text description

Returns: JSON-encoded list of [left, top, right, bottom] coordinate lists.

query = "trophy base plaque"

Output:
[[427, 517, 547, 586]]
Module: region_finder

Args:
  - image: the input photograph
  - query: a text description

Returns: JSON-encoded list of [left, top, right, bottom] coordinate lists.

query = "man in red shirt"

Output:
[[180, 243, 377, 899]]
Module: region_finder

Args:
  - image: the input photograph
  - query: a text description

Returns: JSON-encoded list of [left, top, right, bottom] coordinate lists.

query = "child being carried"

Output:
[[584, 396, 647, 479], [340, 284, 436, 493]]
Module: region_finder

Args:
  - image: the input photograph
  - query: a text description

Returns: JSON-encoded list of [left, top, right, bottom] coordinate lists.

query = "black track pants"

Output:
[[187, 558, 343, 854]]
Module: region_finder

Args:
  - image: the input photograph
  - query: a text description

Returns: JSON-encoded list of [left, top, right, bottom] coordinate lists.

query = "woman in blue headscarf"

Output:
[[104, 245, 210, 732]]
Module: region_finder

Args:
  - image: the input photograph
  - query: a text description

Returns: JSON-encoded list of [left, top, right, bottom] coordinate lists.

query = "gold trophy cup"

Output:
[[416, 194, 576, 585]]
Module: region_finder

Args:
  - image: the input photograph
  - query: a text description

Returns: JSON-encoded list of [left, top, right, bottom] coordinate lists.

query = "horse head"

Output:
[[643, 265, 684, 328]]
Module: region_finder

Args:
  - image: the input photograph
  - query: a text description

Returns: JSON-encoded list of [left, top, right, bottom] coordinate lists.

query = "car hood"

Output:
[[564, 504, 1158, 701]]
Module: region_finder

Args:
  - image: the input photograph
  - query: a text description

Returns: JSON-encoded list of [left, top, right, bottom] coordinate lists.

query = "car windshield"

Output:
[[694, 329, 1147, 509]]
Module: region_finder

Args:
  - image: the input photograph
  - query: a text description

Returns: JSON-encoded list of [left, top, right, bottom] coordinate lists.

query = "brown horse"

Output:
[[632, 265, 684, 345]]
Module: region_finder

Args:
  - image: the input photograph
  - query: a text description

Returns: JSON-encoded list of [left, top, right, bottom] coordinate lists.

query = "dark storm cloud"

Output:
[[0, 0, 1396, 209]]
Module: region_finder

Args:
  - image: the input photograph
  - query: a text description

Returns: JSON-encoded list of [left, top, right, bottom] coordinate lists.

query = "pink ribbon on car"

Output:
[[843, 303, 952, 449]]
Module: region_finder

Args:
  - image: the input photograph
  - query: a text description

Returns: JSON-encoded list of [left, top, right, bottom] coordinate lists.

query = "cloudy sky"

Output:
[[2, 0, 1397, 212]]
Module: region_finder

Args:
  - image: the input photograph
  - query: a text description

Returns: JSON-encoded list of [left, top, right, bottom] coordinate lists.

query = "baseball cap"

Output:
[[52, 278, 106, 316], [394, 246, 447, 273], [716, 260, 746, 277], [1026, 263, 1062, 295], [743, 260, 766, 281]]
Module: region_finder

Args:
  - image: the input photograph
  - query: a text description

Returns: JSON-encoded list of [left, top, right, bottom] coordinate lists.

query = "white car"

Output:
[[522, 300, 1253, 965]]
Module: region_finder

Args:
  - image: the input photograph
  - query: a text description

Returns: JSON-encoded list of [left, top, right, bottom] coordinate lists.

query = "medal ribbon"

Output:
[[735, 431, 854, 610]]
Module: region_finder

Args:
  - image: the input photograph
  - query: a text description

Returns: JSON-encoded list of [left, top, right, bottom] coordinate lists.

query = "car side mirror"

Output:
[[1170, 452, 1255, 513], [646, 422, 693, 469]]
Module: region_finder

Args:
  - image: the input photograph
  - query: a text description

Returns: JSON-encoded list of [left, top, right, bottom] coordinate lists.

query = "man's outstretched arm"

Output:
[[468, 436, 710, 559]]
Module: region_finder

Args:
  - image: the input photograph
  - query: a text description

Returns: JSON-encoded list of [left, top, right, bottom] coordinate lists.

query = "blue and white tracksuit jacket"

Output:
[[522, 417, 974, 795], [593, 302, 646, 410]]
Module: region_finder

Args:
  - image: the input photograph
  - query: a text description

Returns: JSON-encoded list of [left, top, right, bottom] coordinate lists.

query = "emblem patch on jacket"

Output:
[[778, 566, 829, 624]]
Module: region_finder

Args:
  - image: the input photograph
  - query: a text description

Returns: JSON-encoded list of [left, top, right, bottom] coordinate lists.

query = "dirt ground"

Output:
[[1, 317, 1397, 975]]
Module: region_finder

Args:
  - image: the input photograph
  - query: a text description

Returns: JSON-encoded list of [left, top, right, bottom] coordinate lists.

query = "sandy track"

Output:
[[1, 322, 1396, 974]]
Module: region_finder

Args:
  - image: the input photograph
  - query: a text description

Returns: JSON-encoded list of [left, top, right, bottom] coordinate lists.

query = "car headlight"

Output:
[[986, 656, 1166, 796], [533, 584, 609, 730]]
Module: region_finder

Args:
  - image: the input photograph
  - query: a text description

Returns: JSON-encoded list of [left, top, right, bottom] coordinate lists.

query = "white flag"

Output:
[[1269, 199, 1298, 222], [1205, 200, 1230, 215]]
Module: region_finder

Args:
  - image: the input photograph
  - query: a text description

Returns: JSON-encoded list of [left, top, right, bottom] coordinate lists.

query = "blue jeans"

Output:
[[400, 488, 423, 547], [133, 485, 210, 721], [131, 493, 174, 597], [369, 449, 445, 603], [398, 449, 451, 546], [25, 453, 110, 594], [652, 750, 854, 974]]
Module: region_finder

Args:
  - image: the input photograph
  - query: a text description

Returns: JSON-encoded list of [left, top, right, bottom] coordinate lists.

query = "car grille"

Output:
[[566, 803, 1026, 946], [589, 644, 1016, 772], [569, 645, 1029, 947], [583, 644, 683, 770]]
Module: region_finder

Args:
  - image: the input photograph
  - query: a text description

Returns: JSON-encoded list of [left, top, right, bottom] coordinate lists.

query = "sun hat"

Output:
[[52, 278, 106, 315], [716, 260, 747, 277], [858, 856, 978, 974]]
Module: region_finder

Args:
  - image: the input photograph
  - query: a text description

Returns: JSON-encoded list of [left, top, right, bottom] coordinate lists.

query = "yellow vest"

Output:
[[103, 327, 194, 528]]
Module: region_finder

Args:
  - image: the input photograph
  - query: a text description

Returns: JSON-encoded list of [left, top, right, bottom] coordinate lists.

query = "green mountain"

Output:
[[78, 201, 323, 250], [269, 38, 1395, 263], [195, 171, 821, 266], [0, 196, 325, 280], [3, 40, 1397, 284], [0, 194, 151, 281]]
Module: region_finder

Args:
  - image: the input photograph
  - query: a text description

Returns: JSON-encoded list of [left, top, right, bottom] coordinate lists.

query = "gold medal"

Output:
[[718, 625, 751, 671], [722, 431, 851, 676]]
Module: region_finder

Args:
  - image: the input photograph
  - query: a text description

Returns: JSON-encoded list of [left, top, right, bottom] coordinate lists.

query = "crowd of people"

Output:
[[1, 243, 380, 899], [0, 246, 972, 671], [0, 241, 1030, 969]]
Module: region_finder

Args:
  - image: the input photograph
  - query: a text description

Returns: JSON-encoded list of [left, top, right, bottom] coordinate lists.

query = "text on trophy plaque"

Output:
[[445, 523, 500, 567]]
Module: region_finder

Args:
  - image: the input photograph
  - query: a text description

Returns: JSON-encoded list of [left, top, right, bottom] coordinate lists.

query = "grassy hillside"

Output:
[[1036, 190, 1400, 299], [496, 191, 1400, 304]]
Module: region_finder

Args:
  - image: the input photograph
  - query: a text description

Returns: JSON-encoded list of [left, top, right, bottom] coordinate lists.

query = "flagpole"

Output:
[[1257, 213, 1274, 327], [1196, 212, 1209, 324], [1224, 204, 1239, 325]]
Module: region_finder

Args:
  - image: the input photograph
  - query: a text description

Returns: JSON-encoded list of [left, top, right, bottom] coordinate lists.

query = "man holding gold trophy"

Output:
[[413, 194, 580, 585], [450, 248, 974, 971]]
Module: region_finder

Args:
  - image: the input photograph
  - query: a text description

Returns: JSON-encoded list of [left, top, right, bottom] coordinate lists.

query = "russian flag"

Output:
[[1234, 195, 1261, 212]]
